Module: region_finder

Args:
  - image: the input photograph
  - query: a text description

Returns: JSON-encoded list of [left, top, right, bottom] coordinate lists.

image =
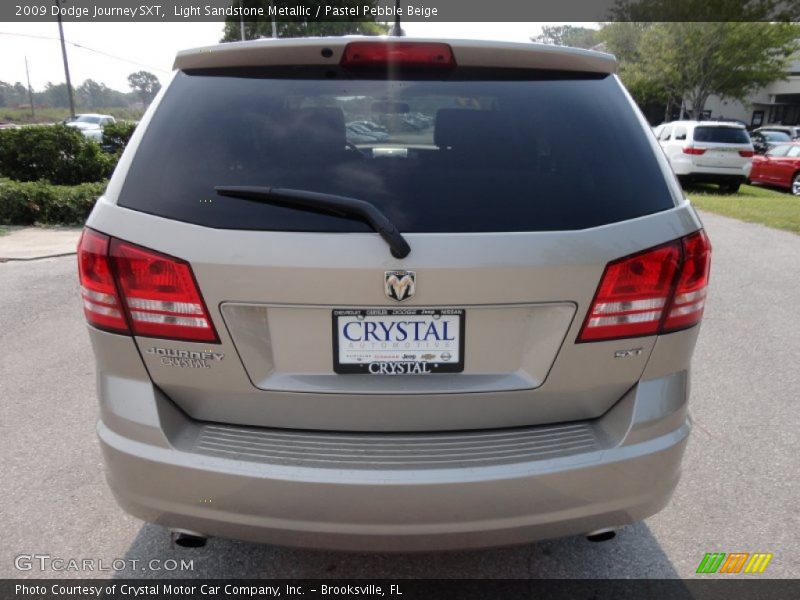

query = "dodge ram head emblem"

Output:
[[385, 270, 416, 302]]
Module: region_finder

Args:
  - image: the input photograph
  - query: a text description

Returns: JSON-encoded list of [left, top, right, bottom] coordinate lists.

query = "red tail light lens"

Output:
[[77, 228, 218, 343], [578, 243, 680, 342], [341, 42, 456, 69], [662, 230, 711, 332], [77, 229, 129, 333], [683, 147, 706, 155], [738, 150, 754, 157], [578, 231, 711, 342], [109, 239, 218, 342]]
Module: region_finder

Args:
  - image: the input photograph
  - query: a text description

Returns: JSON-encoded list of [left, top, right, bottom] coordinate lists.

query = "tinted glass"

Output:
[[693, 126, 750, 144], [767, 145, 791, 157], [118, 70, 674, 233], [762, 131, 791, 142]]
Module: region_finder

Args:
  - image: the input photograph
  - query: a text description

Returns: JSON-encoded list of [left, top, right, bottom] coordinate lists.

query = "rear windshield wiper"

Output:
[[215, 186, 411, 259]]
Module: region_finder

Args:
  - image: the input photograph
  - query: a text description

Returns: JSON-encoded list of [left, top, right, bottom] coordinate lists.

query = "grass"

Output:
[[686, 183, 800, 234], [0, 106, 144, 125]]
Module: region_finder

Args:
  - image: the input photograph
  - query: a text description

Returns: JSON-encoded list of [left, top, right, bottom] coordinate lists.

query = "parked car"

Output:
[[753, 125, 800, 141], [750, 129, 792, 155], [346, 122, 389, 141], [65, 113, 116, 141], [748, 142, 800, 195], [79, 38, 709, 551], [657, 120, 753, 193], [349, 120, 388, 134]]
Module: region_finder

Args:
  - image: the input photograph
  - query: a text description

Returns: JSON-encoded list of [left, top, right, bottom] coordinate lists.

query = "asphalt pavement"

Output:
[[0, 211, 798, 579]]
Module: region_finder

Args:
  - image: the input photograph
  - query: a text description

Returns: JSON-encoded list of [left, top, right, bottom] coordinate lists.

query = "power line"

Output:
[[0, 31, 170, 74]]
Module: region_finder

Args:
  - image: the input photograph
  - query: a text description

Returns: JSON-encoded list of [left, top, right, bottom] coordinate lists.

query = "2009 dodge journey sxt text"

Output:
[[78, 37, 710, 551]]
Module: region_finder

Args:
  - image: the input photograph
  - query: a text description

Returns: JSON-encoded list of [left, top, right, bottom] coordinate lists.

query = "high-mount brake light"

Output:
[[577, 230, 711, 342], [76, 228, 219, 343], [341, 42, 456, 69]]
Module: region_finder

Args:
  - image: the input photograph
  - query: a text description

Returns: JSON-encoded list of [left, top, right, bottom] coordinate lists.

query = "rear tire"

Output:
[[792, 173, 800, 197], [719, 182, 740, 194]]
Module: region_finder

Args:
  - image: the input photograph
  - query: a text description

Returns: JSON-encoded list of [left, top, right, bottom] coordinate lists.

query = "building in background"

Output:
[[703, 59, 800, 127]]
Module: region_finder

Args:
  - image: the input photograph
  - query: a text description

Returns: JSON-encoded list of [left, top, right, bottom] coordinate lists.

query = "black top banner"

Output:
[[5, 0, 800, 22]]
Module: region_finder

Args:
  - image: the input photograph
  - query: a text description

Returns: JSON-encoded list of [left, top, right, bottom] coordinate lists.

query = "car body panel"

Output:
[[750, 143, 800, 191], [82, 38, 706, 548]]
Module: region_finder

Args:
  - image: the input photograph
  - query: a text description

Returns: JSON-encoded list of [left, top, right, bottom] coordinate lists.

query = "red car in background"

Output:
[[748, 142, 800, 196]]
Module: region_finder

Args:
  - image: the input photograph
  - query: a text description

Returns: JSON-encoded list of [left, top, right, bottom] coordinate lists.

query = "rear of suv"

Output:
[[657, 120, 754, 193], [79, 38, 710, 551]]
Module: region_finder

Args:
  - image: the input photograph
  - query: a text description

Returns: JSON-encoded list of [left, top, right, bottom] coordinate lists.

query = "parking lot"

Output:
[[1, 210, 798, 579]]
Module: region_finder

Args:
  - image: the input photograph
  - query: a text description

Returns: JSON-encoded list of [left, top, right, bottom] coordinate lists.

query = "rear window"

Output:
[[693, 126, 750, 144], [117, 69, 674, 233], [761, 131, 791, 142]]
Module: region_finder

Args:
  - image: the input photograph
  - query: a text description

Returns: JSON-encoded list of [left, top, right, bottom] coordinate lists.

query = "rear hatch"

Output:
[[90, 40, 691, 431], [691, 124, 753, 168]]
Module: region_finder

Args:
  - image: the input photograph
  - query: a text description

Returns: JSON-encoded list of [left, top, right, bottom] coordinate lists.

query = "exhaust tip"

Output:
[[586, 528, 616, 543], [170, 529, 208, 548]]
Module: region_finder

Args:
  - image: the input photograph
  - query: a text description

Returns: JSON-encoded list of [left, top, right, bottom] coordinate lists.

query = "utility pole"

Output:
[[239, 0, 245, 40], [24, 56, 35, 120], [389, 0, 404, 37], [270, 1, 277, 38], [55, 0, 76, 119]]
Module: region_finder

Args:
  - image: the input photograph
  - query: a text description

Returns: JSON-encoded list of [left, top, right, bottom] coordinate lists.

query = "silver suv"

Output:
[[78, 38, 710, 551]]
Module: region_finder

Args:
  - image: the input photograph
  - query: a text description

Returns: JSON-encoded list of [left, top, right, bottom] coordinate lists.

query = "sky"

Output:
[[0, 22, 584, 92]]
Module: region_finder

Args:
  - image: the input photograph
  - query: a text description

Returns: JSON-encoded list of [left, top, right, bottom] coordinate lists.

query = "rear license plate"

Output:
[[332, 308, 465, 374]]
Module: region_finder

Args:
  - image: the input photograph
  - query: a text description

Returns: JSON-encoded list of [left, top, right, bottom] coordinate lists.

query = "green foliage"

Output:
[[0, 178, 106, 225], [220, 0, 389, 41], [0, 106, 144, 126], [600, 21, 800, 116], [127, 71, 162, 107], [102, 121, 137, 153], [532, 26, 600, 49], [609, 0, 800, 21], [0, 125, 115, 185], [0, 81, 29, 108], [689, 184, 800, 234]]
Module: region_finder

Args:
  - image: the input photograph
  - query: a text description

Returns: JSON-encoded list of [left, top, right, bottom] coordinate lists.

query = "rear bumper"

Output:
[[96, 355, 692, 551], [99, 418, 688, 551], [671, 161, 751, 180]]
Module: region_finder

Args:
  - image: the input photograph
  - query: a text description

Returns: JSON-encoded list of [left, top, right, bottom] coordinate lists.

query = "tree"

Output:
[[220, 0, 389, 41], [532, 25, 600, 49], [0, 81, 29, 107], [598, 22, 672, 110], [609, 0, 800, 22], [39, 82, 71, 108], [631, 22, 798, 117], [127, 71, 161, 107], [77, 79, 112, 109]]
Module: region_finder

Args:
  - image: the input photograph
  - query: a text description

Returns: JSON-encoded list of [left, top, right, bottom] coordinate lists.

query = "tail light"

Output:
[[662, 231, 712, 332], [739, 150, 755, 157], [77, 229, 128, 333], [578, 231, 711, 342], [341, 42, 456, 70], [77, 228, 218, 342], [683, 147, 706, 155]]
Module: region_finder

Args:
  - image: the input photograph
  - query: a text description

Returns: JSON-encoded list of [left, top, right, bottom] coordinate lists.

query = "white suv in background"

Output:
[[657, 120, 753, 193]]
